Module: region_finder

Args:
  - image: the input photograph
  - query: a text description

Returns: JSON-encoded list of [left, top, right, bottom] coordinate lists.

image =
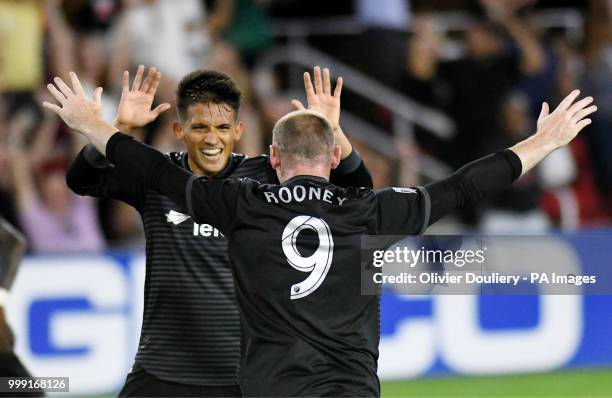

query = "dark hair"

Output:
[[272, 111, 335, 162], [176, 70, 242, 121]]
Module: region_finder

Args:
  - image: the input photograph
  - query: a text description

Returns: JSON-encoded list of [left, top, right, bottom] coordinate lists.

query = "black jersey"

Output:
[[186, 176, 429, 396], [66, 144, 372, 387], [105, 134, 430, 397]]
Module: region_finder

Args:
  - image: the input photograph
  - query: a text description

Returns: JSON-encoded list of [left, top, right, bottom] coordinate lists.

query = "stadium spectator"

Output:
[[0, 0, 44, 125], [406, 4, 545, 168], [206, 0, 274, 69], [60, 0, 121, 34], [0, 0, 44, 94], [405, 4, 545, 224], [109, 0, 217, 96], [6, 108, 104, 254], [357, 0, 412, 88], [582, 0, 612, 212], [45, 0, 119, 122]]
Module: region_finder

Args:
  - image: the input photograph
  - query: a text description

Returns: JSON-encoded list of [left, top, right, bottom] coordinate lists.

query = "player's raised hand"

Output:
[[43, 72, 104, 134], [115, 65, 171, 133], [291, 66, 343, 130], [510, 89, 598, 176], [43, 72, 118, 154], [535, 89, 597, 150]]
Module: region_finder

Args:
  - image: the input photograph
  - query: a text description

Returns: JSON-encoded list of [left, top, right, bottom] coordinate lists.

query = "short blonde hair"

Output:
[[272, 110, 335, 162]]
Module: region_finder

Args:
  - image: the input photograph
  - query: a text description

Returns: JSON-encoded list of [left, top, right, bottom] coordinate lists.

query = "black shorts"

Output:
[[118, 364, 242, 397]]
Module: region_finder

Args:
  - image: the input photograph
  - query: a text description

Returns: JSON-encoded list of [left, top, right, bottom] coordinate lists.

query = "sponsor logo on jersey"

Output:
[[193, 223, 224, 238], [165, 210, 224, 238], [392, 187, 417, 194], [165, 210, 191, 225]]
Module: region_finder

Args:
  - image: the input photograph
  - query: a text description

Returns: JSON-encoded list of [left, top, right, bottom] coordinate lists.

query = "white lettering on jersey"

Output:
[[309, 187, 321, 200], [193, 223, 224, 238], [322, 189, 333, 204], [263, 185, 348, 206], [279, 187, 292, 203], [264, 192, 278, 203]]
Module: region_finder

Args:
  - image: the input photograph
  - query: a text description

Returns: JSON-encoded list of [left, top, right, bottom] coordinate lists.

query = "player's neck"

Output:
[[277, 164, 330, 184], [187, 156, 229, 178]]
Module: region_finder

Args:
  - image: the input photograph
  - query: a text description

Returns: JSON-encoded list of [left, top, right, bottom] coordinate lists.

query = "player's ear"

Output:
[[270, 145, 281, 169], [234, 121, 245, 141], [172, 122, 185, 139], [330, 145, 342, 169]]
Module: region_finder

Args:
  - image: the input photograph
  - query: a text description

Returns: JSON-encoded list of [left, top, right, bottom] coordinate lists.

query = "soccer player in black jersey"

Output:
[[64, 66, 371, 397], [46, 73, 596, 397]]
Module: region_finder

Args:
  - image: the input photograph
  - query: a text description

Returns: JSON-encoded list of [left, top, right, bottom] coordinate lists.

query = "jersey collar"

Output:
[[281, 175, 329, 185], [181, 152, 246, 179]]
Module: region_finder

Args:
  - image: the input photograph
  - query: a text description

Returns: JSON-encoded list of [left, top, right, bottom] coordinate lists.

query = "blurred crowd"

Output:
[[0, 0, 611, 253], [402, 0, 612, 233]]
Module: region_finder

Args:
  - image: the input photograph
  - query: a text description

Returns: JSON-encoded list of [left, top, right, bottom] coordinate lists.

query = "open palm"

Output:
[[536, 90, 597, 148], [115, 65, 171, 131], [292, 66, 342, 129]]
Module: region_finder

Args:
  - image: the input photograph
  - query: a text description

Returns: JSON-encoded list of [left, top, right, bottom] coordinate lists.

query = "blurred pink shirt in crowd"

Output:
[[19, 195, 105, 253]]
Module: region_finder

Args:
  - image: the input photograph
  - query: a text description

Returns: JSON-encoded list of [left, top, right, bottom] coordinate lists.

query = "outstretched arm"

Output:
[[481, 0, 544, 75], [424, 89, 596, 225]]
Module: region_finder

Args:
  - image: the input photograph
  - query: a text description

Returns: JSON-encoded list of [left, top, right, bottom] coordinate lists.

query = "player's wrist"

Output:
[[340, 143, 353, 159], [113, 117, 135, 135], [333, 127, 353, 159], [532, 130, 560, 155], [82, 119, 118, 148]]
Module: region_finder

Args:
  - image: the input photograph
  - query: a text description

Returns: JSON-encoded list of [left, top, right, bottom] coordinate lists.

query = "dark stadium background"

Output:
[[1, 0, 612, 396]]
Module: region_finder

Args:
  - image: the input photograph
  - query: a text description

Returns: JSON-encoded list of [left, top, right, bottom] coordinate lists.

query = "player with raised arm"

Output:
[[64, 66, 371, 397], [45, 73, 596, 397]]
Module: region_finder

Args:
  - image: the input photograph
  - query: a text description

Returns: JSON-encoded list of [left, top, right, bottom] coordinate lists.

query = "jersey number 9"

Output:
[[282, 216, 334, 300]]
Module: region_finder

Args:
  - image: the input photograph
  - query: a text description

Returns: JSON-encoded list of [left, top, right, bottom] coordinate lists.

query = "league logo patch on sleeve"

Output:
[[392, 187, 417, 194]]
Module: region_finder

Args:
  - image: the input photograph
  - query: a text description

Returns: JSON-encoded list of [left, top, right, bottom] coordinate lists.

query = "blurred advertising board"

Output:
[[5, 231, 612, 395]]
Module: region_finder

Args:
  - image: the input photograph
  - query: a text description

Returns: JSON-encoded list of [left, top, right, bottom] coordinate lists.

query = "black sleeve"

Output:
[[329, 149, 373, 188], [66, 144, 147, 209], [106, 133, 240, 233], [425, 149, 522, 226], [374, 187, 431, 235]]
